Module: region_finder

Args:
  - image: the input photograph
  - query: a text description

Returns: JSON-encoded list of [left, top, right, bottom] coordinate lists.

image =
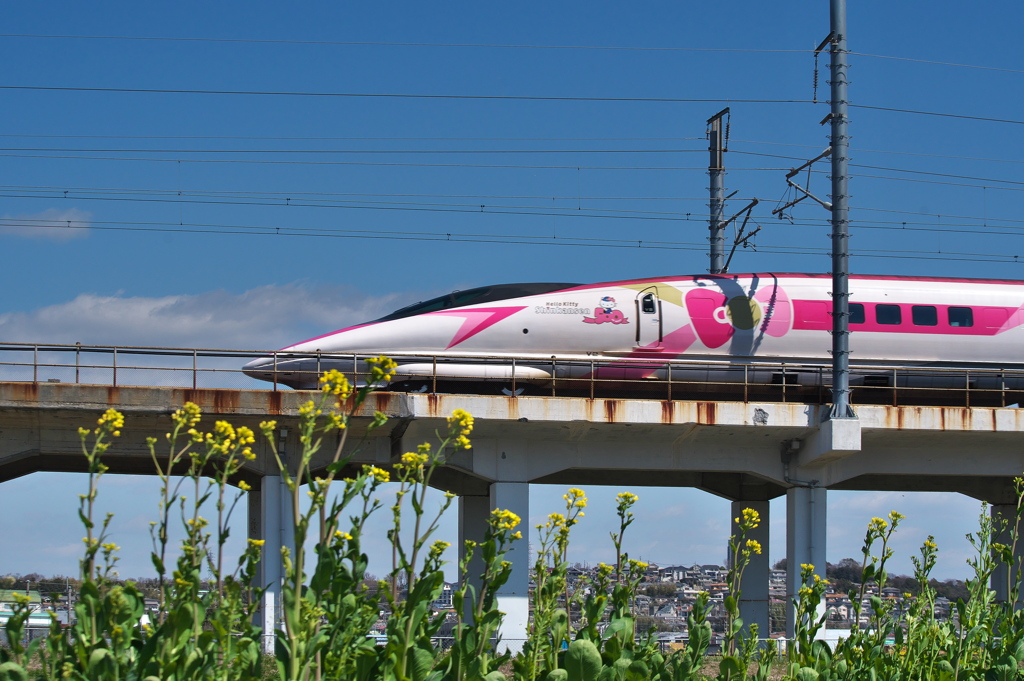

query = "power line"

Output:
[[852, 172, 1024, 192], [0, 84, 811, 105], [3, 216, 1021, 264], [852, 164, 1024, 187], [849, 104, 1024, 126], [6, 34, 1019, 76], [8, 131, 1024, 165], [0, 153, 785, 171], [8, 148, 1021, 192], [5, 188, 1024, 235], [0, 33, 811, 53], [0, 183, 722, 202], [0, 191, 744, 222], [848, 52, 1024, 75], [0, 133, 705, 142], [0, 146, 706, 155], [730, 138, 1024, 165]]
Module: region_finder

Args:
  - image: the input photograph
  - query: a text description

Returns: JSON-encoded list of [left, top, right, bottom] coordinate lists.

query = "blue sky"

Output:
[[0, 0, 1022, 582]]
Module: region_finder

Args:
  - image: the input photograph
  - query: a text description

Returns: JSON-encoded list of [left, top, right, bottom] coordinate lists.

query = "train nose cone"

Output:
[[242, 356, 275, 380]]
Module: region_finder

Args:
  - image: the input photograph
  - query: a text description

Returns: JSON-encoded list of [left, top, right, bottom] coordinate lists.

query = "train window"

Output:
[[911, 305, 937, 326], [876, 304, 902, 325], [948, 307, 973, 327], [849, 303, 865, 324], [641, 293, 657, 314], [374, 282, 580, 322]]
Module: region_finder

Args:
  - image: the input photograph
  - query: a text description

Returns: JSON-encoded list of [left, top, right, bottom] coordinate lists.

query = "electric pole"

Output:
[[708, 108, 729, 274], [829, 0, 855, 419]]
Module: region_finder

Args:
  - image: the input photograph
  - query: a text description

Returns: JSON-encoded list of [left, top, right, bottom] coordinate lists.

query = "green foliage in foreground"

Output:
[[3, 362, 1024, 680]]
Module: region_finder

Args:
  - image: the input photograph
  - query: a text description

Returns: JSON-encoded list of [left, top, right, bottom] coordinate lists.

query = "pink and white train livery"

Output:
[[242, 273, 1024, 392]]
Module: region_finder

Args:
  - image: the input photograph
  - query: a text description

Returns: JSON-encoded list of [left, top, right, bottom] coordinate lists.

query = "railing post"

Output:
[[431, 355, 437, 394], [511, 357, 517, 397], [589, 360, 595, 400], [193, 349, 198, 390], [75, 343, 81, 383], [112, 348, 117, 387], [743, 364, 748, 403], [551, 358, 556, 397], [892, 368, 898, 407], [965, 370, 971, 408], [666, 361, 672, 400], [272, 352, 278, 392], [33, 345, 38, 383]]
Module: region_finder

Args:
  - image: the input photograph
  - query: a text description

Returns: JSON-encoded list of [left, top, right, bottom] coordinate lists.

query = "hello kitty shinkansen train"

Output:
[[241, 273, 1024, 395]]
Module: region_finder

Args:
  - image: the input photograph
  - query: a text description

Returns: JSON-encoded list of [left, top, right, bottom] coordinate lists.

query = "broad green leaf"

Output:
[[795, 666, 820, 681], [624, 660, 648, 681], [0, 662, 28, 681], [565, 639, 603, 681]]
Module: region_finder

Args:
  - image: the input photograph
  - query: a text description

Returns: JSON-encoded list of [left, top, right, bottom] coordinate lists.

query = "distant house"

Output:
[[433, 583, 454, 610], [0, 590, 51, 630]]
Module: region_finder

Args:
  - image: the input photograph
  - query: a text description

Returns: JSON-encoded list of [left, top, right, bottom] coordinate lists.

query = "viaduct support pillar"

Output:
[[731, 500, 770, 638], [458, 493, 491, 618], [991, 503, 1024, 604], [458, 482, 530, 652], [251, 429, 295, 654], [786, 486, 827, 638]]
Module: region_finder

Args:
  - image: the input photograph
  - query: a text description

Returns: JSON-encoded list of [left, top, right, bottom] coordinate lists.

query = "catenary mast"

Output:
[[829, 0, 855, 419]]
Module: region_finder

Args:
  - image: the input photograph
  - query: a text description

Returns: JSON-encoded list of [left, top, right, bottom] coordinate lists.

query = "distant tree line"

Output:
[[772, 558, 970, 602]]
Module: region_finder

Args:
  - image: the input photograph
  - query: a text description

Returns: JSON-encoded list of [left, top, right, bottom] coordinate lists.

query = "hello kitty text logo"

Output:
[[583, 296, 629, 325]]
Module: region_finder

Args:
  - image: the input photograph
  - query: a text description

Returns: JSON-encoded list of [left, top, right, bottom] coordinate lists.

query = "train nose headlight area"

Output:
[[242, 354, 359, 390]]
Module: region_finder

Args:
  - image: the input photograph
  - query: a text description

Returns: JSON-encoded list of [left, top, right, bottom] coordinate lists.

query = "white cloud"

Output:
[[0, 208, 92, 241], [0, 282, 412, 349]]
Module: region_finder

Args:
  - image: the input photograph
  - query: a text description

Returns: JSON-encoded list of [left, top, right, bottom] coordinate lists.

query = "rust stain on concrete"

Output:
[[267, 391, 282, 415], [696, 402, 717, 424], [661, 400, 675, 424], [504, 396, 520, 421], [213, 390, 240, 413], [373, 392, 395, 414], [7, 383, 39, 403], [603, 400, 619, 422]]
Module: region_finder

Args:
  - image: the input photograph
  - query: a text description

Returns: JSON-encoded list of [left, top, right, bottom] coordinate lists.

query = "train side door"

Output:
[[635, 287, 663, 349]]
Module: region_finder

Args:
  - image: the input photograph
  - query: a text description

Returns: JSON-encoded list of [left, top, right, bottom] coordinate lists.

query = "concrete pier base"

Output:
[[786, 486, 827, 638], [731, 499, 770, 638], [458, 482, 530, 652]]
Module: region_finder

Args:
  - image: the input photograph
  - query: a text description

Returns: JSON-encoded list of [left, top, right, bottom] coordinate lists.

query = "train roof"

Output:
[[562, 273, 1024, 291]]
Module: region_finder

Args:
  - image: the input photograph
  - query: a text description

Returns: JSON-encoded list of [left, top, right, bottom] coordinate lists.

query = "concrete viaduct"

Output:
[[2, 381, 1023, 646]]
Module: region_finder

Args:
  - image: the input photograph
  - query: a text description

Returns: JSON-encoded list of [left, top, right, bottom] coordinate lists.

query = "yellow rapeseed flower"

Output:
[[319, 369, 353, 398], [366, 355, 398, 383], [365, 465, 390, 483], [564, 488, 588, 508], [400, 450, 429, 468], [491, 508, 521, 531], [741, 507, 760, 528], [172, 402, 202, 429], [97, 408, 125, 435], [238, 480, 252, 492]]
